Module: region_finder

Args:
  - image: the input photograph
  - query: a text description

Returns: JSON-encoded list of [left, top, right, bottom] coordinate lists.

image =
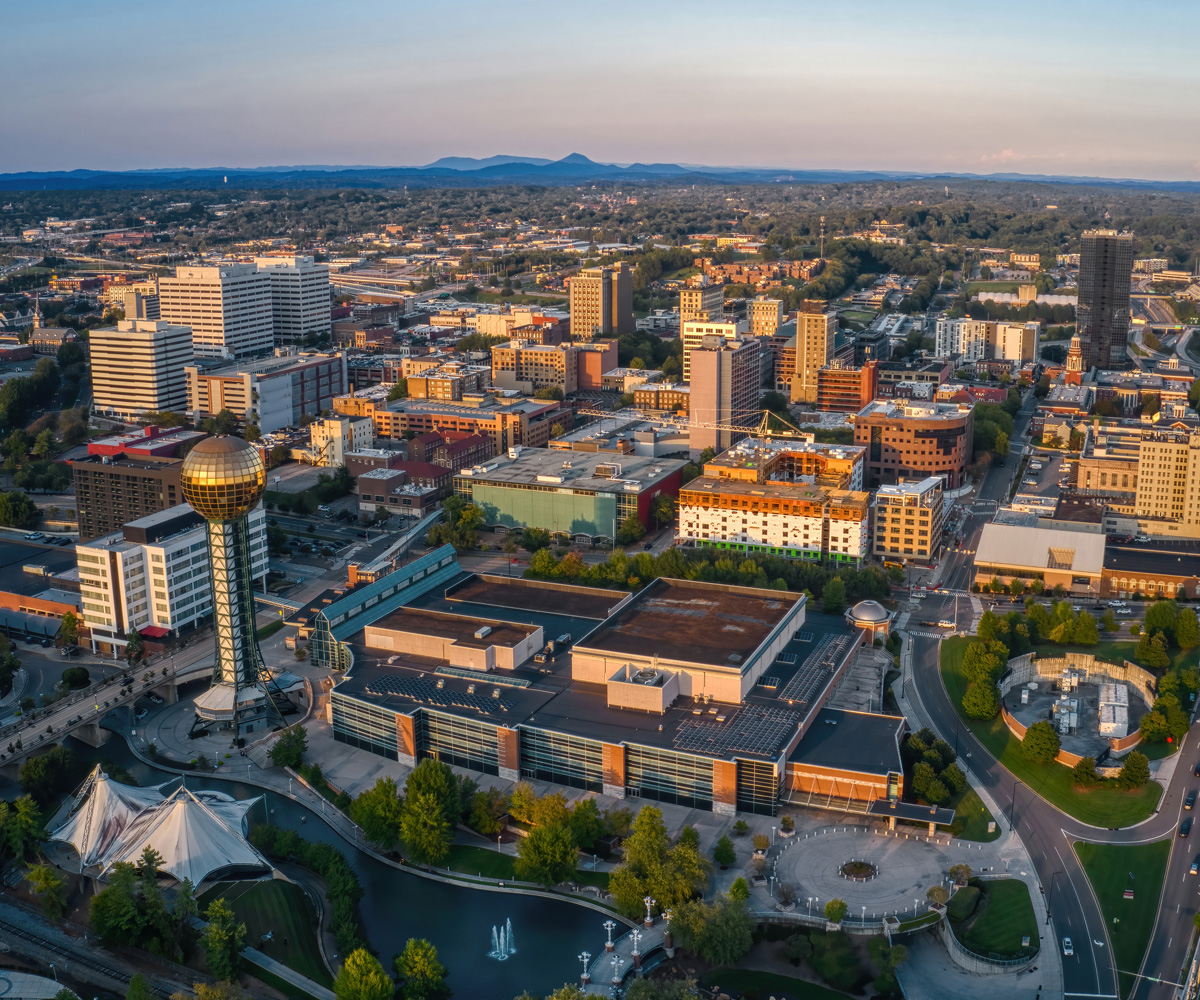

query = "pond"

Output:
[[4, 737, 608, 1000]]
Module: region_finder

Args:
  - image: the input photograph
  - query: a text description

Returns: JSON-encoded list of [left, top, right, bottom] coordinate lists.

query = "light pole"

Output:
[[49, 964, 57, 983], [861, 905, 866, 923], [771, 825, 777, 846], [807, 896, 813, 917], [603, 919, 616, 952], [643, 895, 656, 927], [769, 875, 775, 897], [610, 954, 625, 987], [630, 927, 642, 969], [579, 951, 591, 986]]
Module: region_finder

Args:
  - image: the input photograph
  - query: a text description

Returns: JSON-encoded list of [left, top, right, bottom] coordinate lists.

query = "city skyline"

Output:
[[6, 0, 1199, 180]]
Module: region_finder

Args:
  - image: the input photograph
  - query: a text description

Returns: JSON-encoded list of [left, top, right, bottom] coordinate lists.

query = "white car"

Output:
[[1108, 600, 1127, 608], [1062, 937, 1074, 957]]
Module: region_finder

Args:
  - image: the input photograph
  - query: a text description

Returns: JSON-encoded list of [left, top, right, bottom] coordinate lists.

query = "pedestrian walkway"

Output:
[[583, 920, 665, 995]]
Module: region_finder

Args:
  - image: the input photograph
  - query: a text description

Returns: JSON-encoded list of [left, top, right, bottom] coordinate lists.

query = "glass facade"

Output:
[[519, 726, 603, 791], [626, 744, 713, 810], [416, 711, 500, 775], [736, 759, 780, 816], [331, 694, 397, 758]]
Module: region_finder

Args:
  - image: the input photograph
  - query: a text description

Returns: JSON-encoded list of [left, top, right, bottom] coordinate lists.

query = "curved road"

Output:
[[907, 391, 1195, 998]]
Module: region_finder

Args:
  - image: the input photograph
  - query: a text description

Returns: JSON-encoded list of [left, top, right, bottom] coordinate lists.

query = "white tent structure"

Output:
[[49, 765, 270, 886]]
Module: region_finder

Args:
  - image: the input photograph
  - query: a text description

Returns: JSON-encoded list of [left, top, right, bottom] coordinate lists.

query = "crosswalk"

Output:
[[894, 611, 911, 631], [968, 595, 984, 634]]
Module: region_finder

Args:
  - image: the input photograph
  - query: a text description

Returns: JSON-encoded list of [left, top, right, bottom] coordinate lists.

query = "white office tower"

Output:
[[159, 263, 273, 358], [255, 255, 332, 345], [90, 318, 194, 419]]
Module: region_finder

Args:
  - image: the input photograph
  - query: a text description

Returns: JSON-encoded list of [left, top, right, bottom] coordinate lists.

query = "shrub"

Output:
[[61, 666, 90, 688], [1118, 751, 1150, 790], [946, 885, 980, 923], [1072, 757, 1099, 786], [824, 898, 848, 923], [732, 819, 749, 836], [1021, 720, 1061, 764], [752, 833, 769, 852]]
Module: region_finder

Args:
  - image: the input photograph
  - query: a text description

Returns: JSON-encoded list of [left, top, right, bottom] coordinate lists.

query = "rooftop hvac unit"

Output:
[[474, 625, 492, 639]]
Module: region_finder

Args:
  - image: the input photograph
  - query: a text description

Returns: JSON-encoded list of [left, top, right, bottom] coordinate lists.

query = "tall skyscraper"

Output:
[[569, 263, 634, 338], [682, 318, 744, 382], [689, 335, 761, 454], [182, 436, 284, 737], [90, 318, 194, 419], [791, 301, 837, 403], [1077, 229, 1133, 369], [254, 255, 332, 345], [159, 263, 273, 358], [679, 281, 724, 325]]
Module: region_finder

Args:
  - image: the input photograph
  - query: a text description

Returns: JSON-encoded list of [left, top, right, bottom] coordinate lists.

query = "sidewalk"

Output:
[[893, 629, 1063, 999]]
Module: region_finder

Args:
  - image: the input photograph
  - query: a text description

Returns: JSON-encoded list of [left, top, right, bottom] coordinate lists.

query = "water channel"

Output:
[[3, 737, 607, 1000]]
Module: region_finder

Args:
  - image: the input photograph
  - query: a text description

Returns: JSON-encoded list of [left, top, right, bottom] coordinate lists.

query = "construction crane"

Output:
[[574, 406, 810, 439]]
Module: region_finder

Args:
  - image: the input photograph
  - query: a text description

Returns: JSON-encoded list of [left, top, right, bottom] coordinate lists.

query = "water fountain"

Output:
[[487, 917, 517, 960]]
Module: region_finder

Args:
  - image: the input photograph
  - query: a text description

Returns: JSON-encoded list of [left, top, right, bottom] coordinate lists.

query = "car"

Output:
[[919, 620, 939, 627], [1194, 762, 1200, 778], [134, 709, 148, 721], [1062, 937, 1073, 957], [149, 694, 164, 705], [1191, 858, 1199, 875], [1184, 818, 1196, 838], [937, 620, 956, 629], [995, 459, 1005, 468], [1135, 534, 1150, 543], [1117, 608, 1134, 616], [1108, 600, 1127, 608], [40, 637, 51, 647], [1189, 791, 1198, 810]]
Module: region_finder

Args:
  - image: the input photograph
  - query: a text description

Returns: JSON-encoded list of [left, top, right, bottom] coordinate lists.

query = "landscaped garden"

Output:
[[950, 878, 1039, 959], [1074, 840, 1171, 999]]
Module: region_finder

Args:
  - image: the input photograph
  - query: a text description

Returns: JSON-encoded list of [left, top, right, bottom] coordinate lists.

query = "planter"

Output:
[[778, 828, 796, 838], [776, 901, 796, 912]]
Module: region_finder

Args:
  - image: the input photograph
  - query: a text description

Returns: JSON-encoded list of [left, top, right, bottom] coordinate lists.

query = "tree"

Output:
[[728, 877, 750, 902], [334, 948, 393, 1000], [616, 514, 646, 545], [1177, 608, 1200, 651], [127, 974, 154, 1000], [394, 937, 448, 1000], [200, 410, 240, 436], [1145, 600, 1180, 645], [926, 885, 949, 906], [200, 897, 246, 982], [924, 778, 949, 805], [401, 790, 453, 864], [125, 629, 146, 665], [669, 898, 753, 965], [785, 932, 813, 966], [26, 862, 66, 920], [1074, 612, 1099, 646], [268, 725, 308, 768], [962, 681, 999, 720], [1118, 751, 1150, 790], [823, 577, 846, 615], [824, 898, 848, 924], [515, 821, 578, 885], [651, 494, 677, 527], [59, 611, 79, 645], [1101, 609, 1119, 633], [1072, 757, 1099, 786], [170, 984, 248, 1000], [469, 786, 509, 836], [712, 834, 736, 867], [350, 776, 405, 850], [1022, 720, 1061, 764], [32, 428, 57, 459], [568, 797, 603, 850], [519, 527, 551, 552], [387, 379, 409, 401], [948, 863, 972, 884], [1136, 631, 1171, 669], [0, 490, 39, 529]]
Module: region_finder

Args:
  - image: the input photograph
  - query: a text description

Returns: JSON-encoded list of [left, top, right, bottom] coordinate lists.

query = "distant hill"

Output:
[[2, 155, 1198, 192]]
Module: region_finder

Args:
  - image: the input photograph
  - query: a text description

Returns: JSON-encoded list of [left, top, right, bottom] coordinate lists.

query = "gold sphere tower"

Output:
[[181, 436, 281, 737]]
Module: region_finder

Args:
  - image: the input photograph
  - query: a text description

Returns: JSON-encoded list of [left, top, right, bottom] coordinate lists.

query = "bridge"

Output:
[[0, 656, 213, 772]]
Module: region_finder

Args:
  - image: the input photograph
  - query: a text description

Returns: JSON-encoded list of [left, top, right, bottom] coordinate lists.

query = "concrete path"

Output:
[[583, 921, 665, 995], [899, 931, 1054, 1000]]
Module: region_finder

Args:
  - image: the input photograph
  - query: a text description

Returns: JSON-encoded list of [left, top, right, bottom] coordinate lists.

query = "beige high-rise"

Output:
[[1135, 431, 1200, 528], [680, 283, 724, 325], [90, 318, 194, 419], [682, 319, 744, 382], [569, 263, 633, 339], [749, 296, 784, 337], [689, 336, 762, 454], [791, 302, 837, 403], [159, 263, 273, 358]]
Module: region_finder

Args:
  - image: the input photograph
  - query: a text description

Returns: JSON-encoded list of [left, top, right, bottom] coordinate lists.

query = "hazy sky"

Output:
[[6, 0, 1198, 179]]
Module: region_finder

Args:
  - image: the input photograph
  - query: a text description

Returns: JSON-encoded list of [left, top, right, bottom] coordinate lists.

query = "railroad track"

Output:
[[0, 915, 173, 998]]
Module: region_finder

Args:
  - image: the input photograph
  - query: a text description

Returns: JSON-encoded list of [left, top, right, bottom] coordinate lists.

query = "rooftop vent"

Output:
[[474, 625, 492, 639]]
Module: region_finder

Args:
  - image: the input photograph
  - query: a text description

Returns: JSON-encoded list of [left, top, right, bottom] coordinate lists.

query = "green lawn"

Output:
[[1074, 840, 1171, 999], [199, 880, 332, 987], [443, 843, 609, 889], [700, 968, 854, 1000], [960, 879, 1039, 958], [941, 639, 1162, 826], [967, 280, 1024, 294], [256, 620, 284, 640], [896, 910, 941, 933], [949, 785, 1000, 842]]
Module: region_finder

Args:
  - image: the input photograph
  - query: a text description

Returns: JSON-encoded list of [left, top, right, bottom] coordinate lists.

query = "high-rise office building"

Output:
[[254, 255, 332, 345], [569, 263, 634, 338], [90, 318, 194, 419], [689, 335, 761, 454], [71, 455, 185, 541], [159, 263, 273, 358], [1077, 230, 1134, 369], [791, 301, 837, 403], [679, 282, 724, 325], [682, 318, 745, 382], [748, 296, 784, 337]]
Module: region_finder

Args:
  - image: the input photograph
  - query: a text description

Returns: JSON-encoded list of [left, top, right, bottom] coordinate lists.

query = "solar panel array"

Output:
[[673, 705, 799, 758], [365, 674, 514, 715], [775, 633, 854, 711]]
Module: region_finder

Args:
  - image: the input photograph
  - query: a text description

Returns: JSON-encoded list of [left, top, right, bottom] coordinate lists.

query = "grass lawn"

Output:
[[896, 910, 940, 933], [199, 880, 332, 987], [949, 785, 1000, 842], [960, 879, 1039, 958], [1074, 840, 1171, 999], [244, 961, 325, 1000], [256, 620, 284, 640], [700, 967, 853, 1000], [443, 844, 609, 889], [841, 309, 877, 322], [941, 639, 1161, 826]]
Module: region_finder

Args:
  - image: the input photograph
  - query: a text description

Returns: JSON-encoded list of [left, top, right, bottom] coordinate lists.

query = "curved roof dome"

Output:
[[848, 599, 890, 624], [181, 435, 266, 521]]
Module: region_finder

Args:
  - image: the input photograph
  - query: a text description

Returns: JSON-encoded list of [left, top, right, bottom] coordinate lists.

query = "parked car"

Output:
[[134, 709, 148, 721], [149, 694, 164, 705], [1062, 937, 1073, 957]]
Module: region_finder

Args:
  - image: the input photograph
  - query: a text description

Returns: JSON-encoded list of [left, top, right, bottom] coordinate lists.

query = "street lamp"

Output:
[[49, 964, 57, 983], [578, 951, 591, 985], [771, 825, 777, 846], [807, 896, 813, 916], [643, 896, 655, 926], [861, 905, 866, 922], [603, 920, 616, 951]]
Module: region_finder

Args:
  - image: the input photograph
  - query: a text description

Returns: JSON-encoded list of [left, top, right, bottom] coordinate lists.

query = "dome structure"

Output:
[[181, 436, 266, 521], [845, 599, 892, 639]]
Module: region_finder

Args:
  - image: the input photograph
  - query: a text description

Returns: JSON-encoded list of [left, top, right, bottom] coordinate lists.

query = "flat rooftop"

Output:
[[1105, 543, 1200, 576], [457, 449, 686, 493], [682, 477, 869, 510], [575, 577, 801, 669], [789, 708, 904, 777], [369, 606, 537, 649], [704, 436, 864, 471], [0, 540, 78, 598]]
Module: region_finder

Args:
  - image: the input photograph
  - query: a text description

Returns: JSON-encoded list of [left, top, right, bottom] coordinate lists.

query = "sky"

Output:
[[5, 0, 1199, 180]]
